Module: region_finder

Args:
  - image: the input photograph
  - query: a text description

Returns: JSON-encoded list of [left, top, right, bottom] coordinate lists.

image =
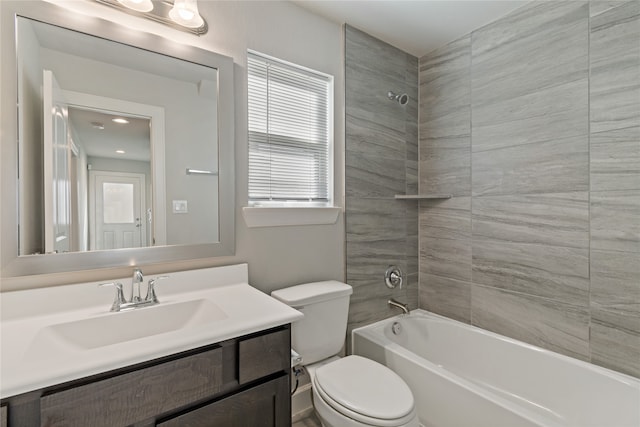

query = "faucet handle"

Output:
[[99, 282, 127, 312], [145, 276, 169, 304]]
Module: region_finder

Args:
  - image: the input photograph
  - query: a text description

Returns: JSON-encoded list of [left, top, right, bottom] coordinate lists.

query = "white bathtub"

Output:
[[352, 309, 640, 427]]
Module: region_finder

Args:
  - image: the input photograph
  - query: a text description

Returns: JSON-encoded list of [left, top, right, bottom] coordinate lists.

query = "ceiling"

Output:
[[291, 0, 527, 57], [68, 108, 151, 162]]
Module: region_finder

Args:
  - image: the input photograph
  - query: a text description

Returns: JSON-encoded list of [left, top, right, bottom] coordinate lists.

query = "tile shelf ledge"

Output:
[[394, 194, 452, 200]]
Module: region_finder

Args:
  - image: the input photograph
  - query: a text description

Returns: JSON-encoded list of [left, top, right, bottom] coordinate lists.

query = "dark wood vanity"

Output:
[[0, 326, 291, 427]]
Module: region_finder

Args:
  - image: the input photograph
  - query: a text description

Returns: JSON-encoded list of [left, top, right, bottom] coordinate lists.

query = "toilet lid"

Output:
[[314, 355, 415, 421]]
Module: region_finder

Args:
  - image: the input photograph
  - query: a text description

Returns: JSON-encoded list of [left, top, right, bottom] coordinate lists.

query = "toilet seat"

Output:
[[313, 355, 416, 427]]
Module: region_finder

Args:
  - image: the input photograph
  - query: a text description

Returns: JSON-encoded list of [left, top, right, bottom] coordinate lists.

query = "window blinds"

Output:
[[248, 51, 332, 204]]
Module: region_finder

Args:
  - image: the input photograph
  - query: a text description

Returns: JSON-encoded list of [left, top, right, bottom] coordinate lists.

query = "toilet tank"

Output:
[[271, 281, 352, 365]]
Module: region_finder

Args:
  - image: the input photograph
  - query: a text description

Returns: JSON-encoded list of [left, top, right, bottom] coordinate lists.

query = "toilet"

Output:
[[271, 281, 419, 427]]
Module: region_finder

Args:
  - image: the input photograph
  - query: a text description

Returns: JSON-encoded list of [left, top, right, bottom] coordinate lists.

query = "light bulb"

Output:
[[169, 0, 204, 28]]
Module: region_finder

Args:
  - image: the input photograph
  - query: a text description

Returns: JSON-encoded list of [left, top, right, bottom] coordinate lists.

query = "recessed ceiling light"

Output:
[[112, 118, 130, 124], [116, 150, 126, 154], [91, 121, 105, 130]]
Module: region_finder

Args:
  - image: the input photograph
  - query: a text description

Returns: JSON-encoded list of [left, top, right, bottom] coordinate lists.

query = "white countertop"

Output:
[[0, 264, 303, 398]]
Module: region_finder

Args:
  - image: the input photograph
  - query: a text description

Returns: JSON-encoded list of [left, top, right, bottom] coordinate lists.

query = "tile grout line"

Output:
[[587, 0, 593, 365]]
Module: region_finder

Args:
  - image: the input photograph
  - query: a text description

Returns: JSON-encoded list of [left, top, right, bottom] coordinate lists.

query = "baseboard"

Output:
[[291, 382, 313, 422]]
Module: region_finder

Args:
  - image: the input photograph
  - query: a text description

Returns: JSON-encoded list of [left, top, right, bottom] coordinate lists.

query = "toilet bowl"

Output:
[[270, 281, 419, 427], [310, 355, 419, 427]]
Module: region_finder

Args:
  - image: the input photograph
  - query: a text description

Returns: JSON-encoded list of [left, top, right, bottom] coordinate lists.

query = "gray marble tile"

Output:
[[406, 199, 419, 275], [419, 274, 471, 323], [345, 88, 406, 144], [590, 126, 640, 191], [348, 289, 409, 330], [406, 53, 419, 89], [345, 152, 406, 198], [420, 133, 469, 152], [419, 36, 470, 136], [406, 272, 419, 311], [472, 2, 588, 107], [590, 307, 640, 378], [420, 35, 470, 81], [346, 53, 408, 142], [346, 239, 407, 277], [472, 239, 590, 305], [346, 197, 406, 242], [348, 272, 408, 306], [346, 113, 406, 160], [472, 134, 589, 197], [471, 285, 590, 361], [419, 145, 471, 197], [591, 190, 640, 253], [419, 108, 471, 141], [406, 159, 418, 195], [472, 78, 588, 153], [406, 121, 419, 160], [590, 1, 640, 133], [591, 249, 640, 315], [472, 192, 589, 249], [346, 24, 410, 85], [590, 1, 629, 17], [420, 236, 472, 282], [420, 66, 470, 126], [419, 196, 471, 241]]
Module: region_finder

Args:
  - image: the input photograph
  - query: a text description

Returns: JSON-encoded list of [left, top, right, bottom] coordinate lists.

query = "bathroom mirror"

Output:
[[0, 1, 235, 278]]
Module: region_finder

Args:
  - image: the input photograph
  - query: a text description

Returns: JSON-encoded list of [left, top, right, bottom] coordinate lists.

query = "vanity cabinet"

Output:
[[1, 326, 291, 427]]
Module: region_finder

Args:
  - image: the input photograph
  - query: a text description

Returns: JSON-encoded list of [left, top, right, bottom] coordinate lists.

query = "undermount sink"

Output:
[[27, 299, 227, 355]]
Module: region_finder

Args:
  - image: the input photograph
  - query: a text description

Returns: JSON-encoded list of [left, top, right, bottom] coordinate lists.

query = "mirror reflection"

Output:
[[17, 16, 220, 256]]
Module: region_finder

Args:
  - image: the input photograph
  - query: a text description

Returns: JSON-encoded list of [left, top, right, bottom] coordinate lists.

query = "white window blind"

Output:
[[248, 51, 332, 205]]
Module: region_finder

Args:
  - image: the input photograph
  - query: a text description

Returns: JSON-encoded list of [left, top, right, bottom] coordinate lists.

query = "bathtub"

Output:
[[352, 309, 640, 427]]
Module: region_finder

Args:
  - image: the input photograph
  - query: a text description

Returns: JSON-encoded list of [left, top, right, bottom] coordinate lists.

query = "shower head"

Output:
[[388, 91, 409, 106]]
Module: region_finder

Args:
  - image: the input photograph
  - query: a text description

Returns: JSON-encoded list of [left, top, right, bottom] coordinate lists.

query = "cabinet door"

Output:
[[1, 405, 6, 427], [41, 346, 223, 427], [157, 375, 290, 427], [239, 327, 289, 384]]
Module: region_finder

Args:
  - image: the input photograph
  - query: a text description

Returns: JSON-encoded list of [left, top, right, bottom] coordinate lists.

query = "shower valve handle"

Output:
[[384, 266, 403, 289]]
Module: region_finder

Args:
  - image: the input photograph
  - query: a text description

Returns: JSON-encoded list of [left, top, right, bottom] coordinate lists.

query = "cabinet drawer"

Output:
[[40, 346, 223, 427], [238, 327, 289, 384], [157, 375, 290, 427]]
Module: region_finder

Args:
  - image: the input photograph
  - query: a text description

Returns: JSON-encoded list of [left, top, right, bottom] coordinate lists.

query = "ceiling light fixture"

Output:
[[112, 118, 130, 124], [94, 0, 208, 35], [91, 121, 105, 130], [116, 0, 153, 13], [116, 150, 126, 154]]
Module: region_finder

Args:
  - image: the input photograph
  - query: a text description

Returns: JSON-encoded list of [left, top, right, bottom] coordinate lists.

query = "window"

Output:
[[247, 51, 333, 207]]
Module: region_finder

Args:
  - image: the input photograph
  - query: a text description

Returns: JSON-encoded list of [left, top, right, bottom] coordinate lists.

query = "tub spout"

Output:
[[388, 299, 409, 315]]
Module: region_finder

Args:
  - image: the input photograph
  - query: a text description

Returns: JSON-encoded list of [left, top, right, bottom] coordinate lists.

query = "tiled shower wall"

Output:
[[419, 1, 640, 377], [344, 25, 419, 337]]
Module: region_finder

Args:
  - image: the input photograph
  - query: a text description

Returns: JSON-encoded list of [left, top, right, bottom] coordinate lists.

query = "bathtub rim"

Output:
[[351, 308, 640, 387]]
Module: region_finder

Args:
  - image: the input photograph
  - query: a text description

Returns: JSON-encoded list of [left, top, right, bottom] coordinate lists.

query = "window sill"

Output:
[[242, 206, 341, 228]]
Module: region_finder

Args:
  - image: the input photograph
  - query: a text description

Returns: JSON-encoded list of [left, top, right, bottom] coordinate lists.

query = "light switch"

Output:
[[172, 200, 188, 213]]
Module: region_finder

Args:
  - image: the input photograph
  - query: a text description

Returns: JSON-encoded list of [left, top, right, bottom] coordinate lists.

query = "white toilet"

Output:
[[271, 281, 419, 427]]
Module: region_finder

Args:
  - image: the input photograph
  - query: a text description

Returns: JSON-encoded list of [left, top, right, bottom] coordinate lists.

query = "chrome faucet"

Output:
[[100, 269, 169, 312], [388, 299, 409, 315], [131, 268, 144, 303]]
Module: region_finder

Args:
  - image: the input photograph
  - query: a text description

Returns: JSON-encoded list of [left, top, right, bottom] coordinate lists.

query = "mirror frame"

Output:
[[0, 1, 235, 279]]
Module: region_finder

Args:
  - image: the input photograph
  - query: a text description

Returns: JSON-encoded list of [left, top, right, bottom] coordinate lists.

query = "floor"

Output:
[[292, 412, 322, 427]]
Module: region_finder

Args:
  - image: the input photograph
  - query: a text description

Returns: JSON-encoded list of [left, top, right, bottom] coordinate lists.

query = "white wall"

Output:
[[4, 1, 345, 293]]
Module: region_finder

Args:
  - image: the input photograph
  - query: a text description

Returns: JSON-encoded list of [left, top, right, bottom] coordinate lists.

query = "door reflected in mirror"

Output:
[[17, 16, 220, 255]]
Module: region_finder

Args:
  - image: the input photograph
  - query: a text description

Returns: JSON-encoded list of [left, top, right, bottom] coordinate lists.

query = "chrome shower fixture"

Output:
[[388, 91, 409, 105]]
